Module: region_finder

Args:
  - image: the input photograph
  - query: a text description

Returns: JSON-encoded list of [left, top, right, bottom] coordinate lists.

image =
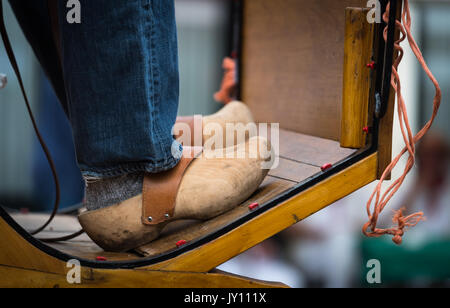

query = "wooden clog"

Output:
[[79, 136, 272, 252]]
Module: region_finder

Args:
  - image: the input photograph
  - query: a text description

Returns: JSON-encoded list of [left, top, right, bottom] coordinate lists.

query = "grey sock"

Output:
[[84, 173, 144, 211]]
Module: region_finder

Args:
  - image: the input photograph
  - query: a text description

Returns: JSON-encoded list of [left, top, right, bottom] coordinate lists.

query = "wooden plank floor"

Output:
[[136, 175, 294, 257], [10, 129, 355, 261]]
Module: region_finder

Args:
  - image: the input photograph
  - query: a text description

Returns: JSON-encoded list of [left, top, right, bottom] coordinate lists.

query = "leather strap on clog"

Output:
[[142, 147, 202, 225]]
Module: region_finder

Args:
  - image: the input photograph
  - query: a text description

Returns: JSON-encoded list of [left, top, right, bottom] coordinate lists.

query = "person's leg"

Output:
[[8, 0, 272, 251], [56, 0, 182, 179], [56, 0, 185, 209], [9, 0, 183, 210]]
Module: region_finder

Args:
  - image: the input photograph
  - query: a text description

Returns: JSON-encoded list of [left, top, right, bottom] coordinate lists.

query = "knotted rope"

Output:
[[363, 0, 442, 245]]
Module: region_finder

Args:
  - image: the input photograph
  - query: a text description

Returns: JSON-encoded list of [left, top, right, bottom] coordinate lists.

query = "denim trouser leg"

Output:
[[9, 0, 182, 178]]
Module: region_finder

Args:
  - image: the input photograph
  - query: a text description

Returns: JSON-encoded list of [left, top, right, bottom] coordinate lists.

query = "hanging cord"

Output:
[[363, 0, 442, 245], [0, 1, 83, 241]]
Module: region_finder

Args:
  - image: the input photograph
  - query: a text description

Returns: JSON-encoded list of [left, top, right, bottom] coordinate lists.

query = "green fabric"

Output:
[[361, 237, 450, 285]]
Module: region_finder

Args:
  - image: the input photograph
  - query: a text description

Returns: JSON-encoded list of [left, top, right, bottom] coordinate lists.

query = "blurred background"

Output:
[[0, 0, 449, 287]]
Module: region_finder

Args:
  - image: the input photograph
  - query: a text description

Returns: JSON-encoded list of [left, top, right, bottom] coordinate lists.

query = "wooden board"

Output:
[[341, 8, 374, 149], [0, 264, 288, 288], [269, 158, 318, 183], [241, 0, 367, 141], [277, 129, 356, 167]]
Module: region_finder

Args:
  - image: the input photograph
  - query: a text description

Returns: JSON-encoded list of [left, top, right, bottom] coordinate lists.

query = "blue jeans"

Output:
[[9, 0, 182, 178]]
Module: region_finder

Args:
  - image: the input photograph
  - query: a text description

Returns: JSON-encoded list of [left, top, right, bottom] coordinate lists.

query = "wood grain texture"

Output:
[[0, 265, 287, 288], [341, 8, 374, 148], [0, 217, 67, 275], [269, 158, 319, 183], [278, 129, 356, 167], [241, 0, 367, 140]]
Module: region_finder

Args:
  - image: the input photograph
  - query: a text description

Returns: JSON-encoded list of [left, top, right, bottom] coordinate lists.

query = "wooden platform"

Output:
[[10, 129, 355, 262]]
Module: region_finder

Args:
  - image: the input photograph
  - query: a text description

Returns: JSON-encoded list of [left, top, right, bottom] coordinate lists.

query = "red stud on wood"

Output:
[[248, 202, 259, 211], [366, 61, 376, 70], [96, 256, 107, 261], [363, 126, 371, 134], [321, 163, 333, 172], [176, 240, 187, 248]]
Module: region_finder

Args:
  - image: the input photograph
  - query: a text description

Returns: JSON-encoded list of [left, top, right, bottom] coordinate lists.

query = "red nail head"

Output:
[[363, 126, 371, 134], [366, 61, 376, 69], [176, 240, 187, 248], [249, 202, 259, 210], [96, 256, 107, 261], [321, 163, 333, 172]]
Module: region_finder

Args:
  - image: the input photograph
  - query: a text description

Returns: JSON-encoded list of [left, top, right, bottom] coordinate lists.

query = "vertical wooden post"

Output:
[[341, 8, 374, 149]]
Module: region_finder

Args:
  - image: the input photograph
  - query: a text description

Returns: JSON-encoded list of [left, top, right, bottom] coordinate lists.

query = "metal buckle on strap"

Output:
[[142, 147, 203, 226]]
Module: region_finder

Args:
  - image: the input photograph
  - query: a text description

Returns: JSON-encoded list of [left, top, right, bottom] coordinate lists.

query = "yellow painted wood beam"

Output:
[[341, 8, 374, 149], [0, 265, 287, 288]]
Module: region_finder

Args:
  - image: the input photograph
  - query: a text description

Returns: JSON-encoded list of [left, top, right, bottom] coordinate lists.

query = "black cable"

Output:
[[0, 0, 84, 241]]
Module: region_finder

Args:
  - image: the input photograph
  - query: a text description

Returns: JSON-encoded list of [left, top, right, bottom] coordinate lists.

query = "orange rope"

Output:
[[214, 57, 237, 104], [363, 0, 442, 245]]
